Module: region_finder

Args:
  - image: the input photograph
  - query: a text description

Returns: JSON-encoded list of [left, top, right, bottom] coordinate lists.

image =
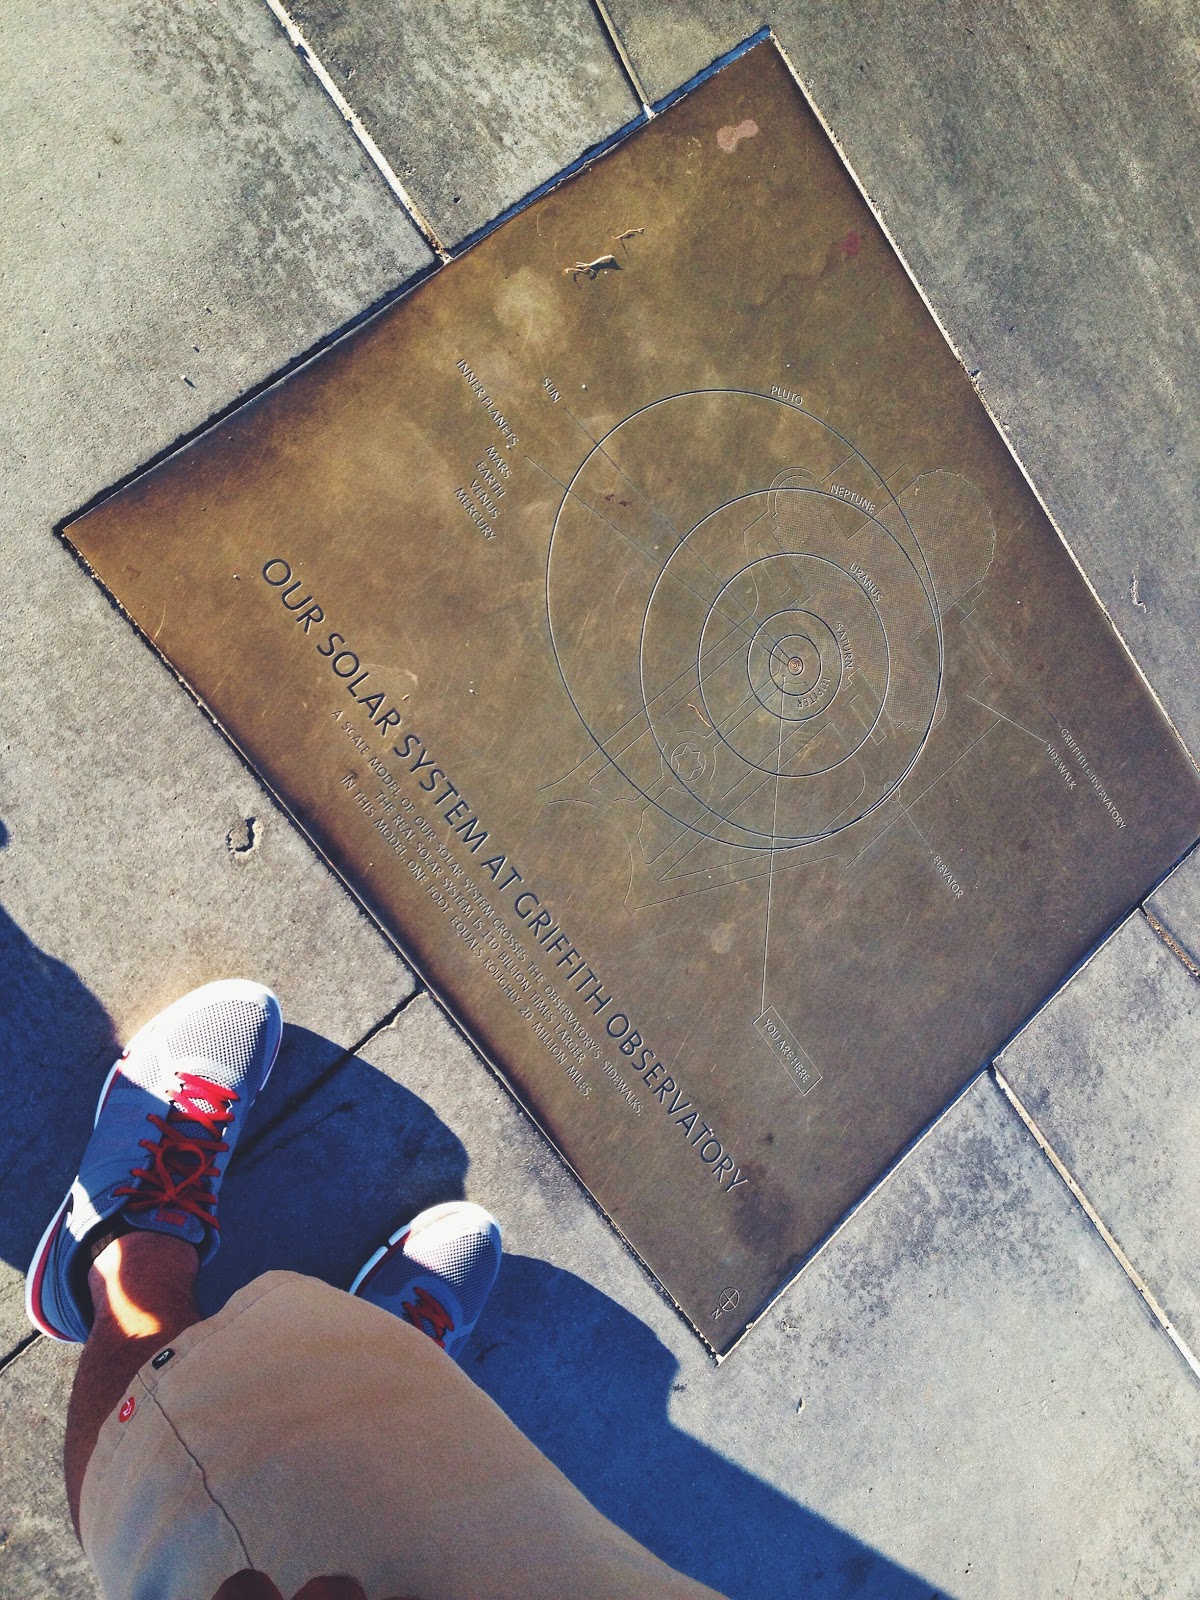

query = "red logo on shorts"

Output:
[[119, 1396, 136, 1422]]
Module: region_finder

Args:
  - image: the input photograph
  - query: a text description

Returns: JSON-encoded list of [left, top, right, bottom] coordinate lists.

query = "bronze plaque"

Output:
[[65, 44, 1200, 1352]]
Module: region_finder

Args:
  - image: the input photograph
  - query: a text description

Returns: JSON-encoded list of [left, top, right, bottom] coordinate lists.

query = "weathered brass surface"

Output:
[[66, 44, 1200, 1352]]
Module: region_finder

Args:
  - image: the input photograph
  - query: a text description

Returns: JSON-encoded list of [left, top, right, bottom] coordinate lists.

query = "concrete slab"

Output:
[[997, 911, 1200, 1355], [1, 0, 433, 507], [0, 0, 431, 1349], [0, 1339, 97, 1600], [200, 996, 1200, 1598], [1146, 843, 1200, 972], [603, 0, 1200, 757], [282, 0, 641, 247], [600, 0, 757, 101]]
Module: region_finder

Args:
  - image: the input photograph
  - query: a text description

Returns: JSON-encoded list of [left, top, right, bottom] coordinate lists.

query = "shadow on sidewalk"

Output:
[[469, 1255, 947, 1600], [212, 1099, 950, 1599], [200, 1023, 470, 1315], [0, 897, 439, 1317], [0, 877, 949, 1600], [0, 899, 121, 1287]]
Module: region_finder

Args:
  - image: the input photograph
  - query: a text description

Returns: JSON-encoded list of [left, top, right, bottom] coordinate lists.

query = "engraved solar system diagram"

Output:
[[550, 393, 943, 855], [67, 45, 1200, 1351]]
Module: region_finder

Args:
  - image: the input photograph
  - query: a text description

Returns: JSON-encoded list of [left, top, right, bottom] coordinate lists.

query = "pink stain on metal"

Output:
[[716, 118, 760, 153], [840, 229, 861, 257]]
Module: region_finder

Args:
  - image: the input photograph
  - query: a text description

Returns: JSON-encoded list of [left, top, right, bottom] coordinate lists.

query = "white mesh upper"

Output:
[[163, 998, 276, 1089], [368, 1210, 501, 1331]]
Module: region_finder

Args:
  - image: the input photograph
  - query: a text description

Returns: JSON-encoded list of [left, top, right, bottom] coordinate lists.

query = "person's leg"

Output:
[[34, 979, 720, 1599], [81, 1269, 727, 1600], [64, 1231, 202, 1536], [26, 981, 281, 1542]]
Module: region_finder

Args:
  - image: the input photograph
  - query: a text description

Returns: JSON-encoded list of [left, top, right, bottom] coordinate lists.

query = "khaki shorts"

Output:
[[81, 1271, 723, 1600]]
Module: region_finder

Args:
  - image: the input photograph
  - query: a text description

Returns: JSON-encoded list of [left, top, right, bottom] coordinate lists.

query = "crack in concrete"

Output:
[[992, 1065, 1200, 1385], [230, 984, 426, 1169], [0, 1330, 41, 1376]]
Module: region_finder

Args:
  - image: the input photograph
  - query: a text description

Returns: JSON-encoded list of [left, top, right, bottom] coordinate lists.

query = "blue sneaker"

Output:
[[26, 979, 282, 1342], [350, 1201, 502, 1361]]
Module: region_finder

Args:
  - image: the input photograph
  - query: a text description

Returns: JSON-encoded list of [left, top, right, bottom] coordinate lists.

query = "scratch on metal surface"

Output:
[[565, 254, 621, 282]]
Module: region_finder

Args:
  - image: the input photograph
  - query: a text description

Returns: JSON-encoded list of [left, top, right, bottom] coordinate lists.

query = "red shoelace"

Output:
[[401, 1285, 455, 1348], [115, 1072, 239, 1230]]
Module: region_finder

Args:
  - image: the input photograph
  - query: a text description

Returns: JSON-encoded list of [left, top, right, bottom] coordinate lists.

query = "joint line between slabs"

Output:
[[258, 0, 451, 261], [1143, 905, 1200, 983], [590, 0, 653, 116], [0, 1329, 41, 1376], [992, 1065, 1200, 1384], [232, 984, 425, 1166]]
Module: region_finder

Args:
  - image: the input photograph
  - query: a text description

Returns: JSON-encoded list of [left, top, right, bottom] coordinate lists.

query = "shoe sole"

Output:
[[25, 981, 282, 1342], [349, 1200, 500, 1301]]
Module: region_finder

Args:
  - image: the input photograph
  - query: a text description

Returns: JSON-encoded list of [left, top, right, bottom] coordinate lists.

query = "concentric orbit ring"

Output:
[[688, 558, 889, 778], [762, 629, 823, 698], [545, 389, 944, 849], [748, 613, 837, 718]]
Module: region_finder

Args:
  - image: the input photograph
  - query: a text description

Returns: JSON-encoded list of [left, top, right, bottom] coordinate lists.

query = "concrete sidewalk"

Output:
[[2, 4, 1198, 1596]]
